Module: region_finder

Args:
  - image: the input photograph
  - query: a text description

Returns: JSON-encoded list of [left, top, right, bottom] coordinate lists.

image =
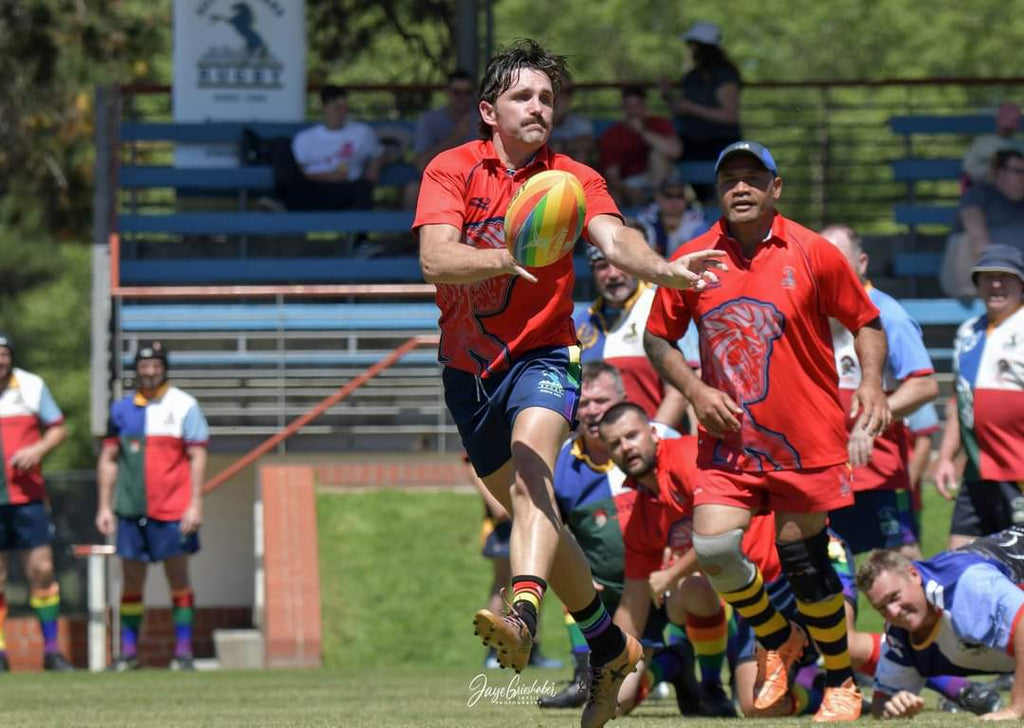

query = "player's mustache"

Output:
[[523, 116, 548, 129]]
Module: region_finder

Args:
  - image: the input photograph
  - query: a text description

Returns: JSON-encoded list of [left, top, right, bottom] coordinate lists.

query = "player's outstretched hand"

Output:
[[881, 691, 924, 719], [690, 383, 743, 437], [499, 250, 538, 283], [663, 249, 728, 291], [933, 458, 959, 500], [849, 382, 892, 437]]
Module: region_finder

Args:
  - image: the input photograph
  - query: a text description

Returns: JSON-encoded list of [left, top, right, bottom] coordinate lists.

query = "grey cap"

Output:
[[682, 21, 723, 47], [971, 244, 1024, 283]]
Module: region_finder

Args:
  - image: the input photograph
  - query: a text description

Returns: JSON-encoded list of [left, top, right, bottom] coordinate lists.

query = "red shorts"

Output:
[[693, 463, 854, 514]]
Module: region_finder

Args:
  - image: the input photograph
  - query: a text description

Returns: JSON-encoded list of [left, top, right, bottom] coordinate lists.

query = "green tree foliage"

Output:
[[0, 230, 91, 469], [0, 1, 165, 237]]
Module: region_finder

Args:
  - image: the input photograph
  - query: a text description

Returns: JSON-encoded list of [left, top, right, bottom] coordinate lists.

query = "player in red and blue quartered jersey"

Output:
[[412, 39, 725, 727], [0, 332, 73, 672], [645, 141, 892, 720], [95, 341, 208, 672], [857, 528, 1024, 720], [935, 245, 1024, 551], [821, 225, 939, 557]]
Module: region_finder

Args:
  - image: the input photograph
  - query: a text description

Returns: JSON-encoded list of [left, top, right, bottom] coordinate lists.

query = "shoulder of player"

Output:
[[869, 287, 915, 326], [11, 367, 44, 390], [425, 140, 484, 175], [956, 313, 986, 338], [162, 385, 202, 411]]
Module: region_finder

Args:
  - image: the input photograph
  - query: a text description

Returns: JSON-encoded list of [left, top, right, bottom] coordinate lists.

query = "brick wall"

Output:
[[261, 465, 321, 668]]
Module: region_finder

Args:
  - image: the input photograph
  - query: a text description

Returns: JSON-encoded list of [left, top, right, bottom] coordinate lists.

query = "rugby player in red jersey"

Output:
[[413, 39, 724, 728], [643, 141, 891, 722]]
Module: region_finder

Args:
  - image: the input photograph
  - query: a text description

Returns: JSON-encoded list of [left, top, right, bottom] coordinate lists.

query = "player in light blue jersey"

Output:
[[857, 529, 1024, 720]]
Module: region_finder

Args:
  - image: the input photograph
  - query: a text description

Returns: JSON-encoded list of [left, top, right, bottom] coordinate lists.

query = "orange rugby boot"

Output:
[[580, 633, 643, 728], [753, 622, 808, 711], [813, 678, 863, 722], [473, 607, 533, 673]]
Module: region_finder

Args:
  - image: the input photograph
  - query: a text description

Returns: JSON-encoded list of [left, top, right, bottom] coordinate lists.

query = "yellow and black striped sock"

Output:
[[796, 593, 853, 687], [720, 568, 791, 651]]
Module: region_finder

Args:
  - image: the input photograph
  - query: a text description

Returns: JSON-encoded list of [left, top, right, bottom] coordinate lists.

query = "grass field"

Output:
[[0, 483, 964, 726]]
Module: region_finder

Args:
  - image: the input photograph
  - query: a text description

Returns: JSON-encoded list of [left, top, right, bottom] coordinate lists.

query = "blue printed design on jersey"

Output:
[[700, 297, 800, 470]]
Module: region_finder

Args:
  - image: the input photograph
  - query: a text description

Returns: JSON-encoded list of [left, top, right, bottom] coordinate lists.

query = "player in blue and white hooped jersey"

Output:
[[857, 528, 1024, 719]]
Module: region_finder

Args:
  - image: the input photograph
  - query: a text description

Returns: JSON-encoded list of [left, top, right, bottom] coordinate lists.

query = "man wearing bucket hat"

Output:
[[96, 340, 209, 671], [0, 332, 74, 672], [935, 244, 1024, 548], [644, 141, 892, 721]]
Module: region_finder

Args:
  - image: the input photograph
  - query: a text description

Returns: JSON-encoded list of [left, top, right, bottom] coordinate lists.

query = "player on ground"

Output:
[[0, 332, 73, 672], [821, 224, 938, 557], [857, 531, 1024, 720], [643, 141, 891, 721], [413, 39, 724, 727], [95, 341, 209, 671], [934, 245, 1024, 549]]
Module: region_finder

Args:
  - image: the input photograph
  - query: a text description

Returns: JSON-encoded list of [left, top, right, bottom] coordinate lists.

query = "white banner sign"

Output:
[[173, 0, 306, 166]]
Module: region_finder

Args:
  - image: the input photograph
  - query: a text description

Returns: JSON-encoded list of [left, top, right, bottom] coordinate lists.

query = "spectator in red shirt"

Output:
[[599, 86, 682, 207]]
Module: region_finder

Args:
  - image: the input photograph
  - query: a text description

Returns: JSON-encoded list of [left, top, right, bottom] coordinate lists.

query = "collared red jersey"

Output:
[[553, 422, 679, 594], [0, 368, 64, 504], [413, 140, 620, 377], [104, 384, 209, 521], [832, 285, 935, 491], [623, 436, 782, 582], [647, 214, 879, 472], [874, 551, 1024, 696], [952, 306, 1024, 481]]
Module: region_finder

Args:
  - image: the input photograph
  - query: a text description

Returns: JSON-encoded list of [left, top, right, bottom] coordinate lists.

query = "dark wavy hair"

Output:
[[478, 39, 568, 138], [690, 43, 742, 84]]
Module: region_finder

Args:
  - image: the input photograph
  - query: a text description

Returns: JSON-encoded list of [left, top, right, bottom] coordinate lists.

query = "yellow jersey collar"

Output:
[[570, 436, 615, 473], [134, 381, 170, 406]]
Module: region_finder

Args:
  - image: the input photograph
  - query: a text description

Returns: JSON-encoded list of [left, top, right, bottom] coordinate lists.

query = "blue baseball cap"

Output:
[[714, 141, 779, 176]]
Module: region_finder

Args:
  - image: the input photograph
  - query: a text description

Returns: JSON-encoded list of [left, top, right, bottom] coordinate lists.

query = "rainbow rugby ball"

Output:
[[504, 170, 586, 267]]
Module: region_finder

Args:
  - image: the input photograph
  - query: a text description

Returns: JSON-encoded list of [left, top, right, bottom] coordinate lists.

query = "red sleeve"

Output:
[[814, 238, 880, 332], [646, 284, 693, 342], [411, 152, 467, 232], [647, 117, 676, 136], [623, 498, 662, 580]]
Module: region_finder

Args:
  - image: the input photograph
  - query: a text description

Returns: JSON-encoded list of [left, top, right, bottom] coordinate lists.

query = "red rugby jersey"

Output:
[[647, 214, 879, 472], [623, 436, 781, 582], [413, 140, 620, 377]]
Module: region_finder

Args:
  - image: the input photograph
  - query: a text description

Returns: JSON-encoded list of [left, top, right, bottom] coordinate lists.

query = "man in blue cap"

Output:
[[935, 243, 1024, 548], [644, 141, 891, 721]]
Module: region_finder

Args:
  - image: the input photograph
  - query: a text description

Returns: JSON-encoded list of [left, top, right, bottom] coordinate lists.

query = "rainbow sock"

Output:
[[30, 584, 61, 654], [510, 575, 545, 638], [686, 609, 727, 688], [564, 612, 589, 655], [171, 589, 195, 658], [120, 593, 144, 658], [570, 594, 626, 665]]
